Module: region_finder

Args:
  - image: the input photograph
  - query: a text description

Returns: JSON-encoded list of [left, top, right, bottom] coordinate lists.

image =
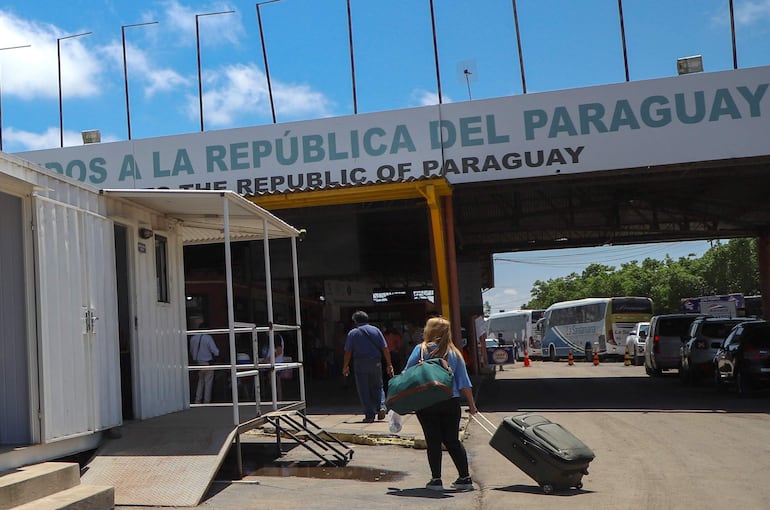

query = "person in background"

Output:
[[497, 332, 506, 371], [261, 330, 285, 401], [342, 311, 394, 423], [402, 322, 421, 350], [403, 316, 477, 492], [384, 325, 405, 374], [190, 322, 219, 404]]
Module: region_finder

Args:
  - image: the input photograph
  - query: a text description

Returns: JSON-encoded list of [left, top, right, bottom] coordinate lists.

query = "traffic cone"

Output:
[[593, 349, 600, 366], [567, 350, 574, 366], [624, 345, 631, 366], [523, 350, 531, 367]]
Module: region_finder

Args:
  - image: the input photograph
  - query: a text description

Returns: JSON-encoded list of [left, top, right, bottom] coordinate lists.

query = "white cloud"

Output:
[[410, 88, 453, 107], [100, 41, 189, 98], [5, 126, 60, 151], [152, 0, 244, 47], [5, 125, 120, 151], [483, 286, 530, 313], [273, 81, 335, 120], [184, 63, 334, 127], [0, 11, 103, 100], [734, 0, 770, 25]]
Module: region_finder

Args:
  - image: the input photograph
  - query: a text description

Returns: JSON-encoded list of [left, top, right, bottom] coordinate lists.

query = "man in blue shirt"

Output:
[[342, 311, 394, 423]]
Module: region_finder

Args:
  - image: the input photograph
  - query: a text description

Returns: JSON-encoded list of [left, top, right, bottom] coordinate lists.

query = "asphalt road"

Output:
[[468, 362, 770, 510], [120, 362, 770, 509]]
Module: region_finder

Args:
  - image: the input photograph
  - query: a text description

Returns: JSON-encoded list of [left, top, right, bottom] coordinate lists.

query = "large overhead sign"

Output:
[[18, 65, 770, 194]]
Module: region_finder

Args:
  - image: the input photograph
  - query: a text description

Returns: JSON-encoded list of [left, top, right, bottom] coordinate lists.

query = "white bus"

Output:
[[485, 309, 546, 359], [540, 297, 653, 361]]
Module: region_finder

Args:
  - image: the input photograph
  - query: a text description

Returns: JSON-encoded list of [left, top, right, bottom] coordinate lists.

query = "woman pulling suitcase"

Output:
[[402, 316, 478, 491]]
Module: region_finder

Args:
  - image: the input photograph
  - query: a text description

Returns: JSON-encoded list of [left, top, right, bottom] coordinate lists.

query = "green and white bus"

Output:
[[540, 297, 653, 361]]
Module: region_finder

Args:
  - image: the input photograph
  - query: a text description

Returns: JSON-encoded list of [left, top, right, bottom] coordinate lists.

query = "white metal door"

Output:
[[82, 211, 122, 431], [34, 197, 122, 442]]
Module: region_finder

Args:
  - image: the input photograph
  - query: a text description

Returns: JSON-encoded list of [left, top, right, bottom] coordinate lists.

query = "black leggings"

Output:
[[415, 397, 469, 479]]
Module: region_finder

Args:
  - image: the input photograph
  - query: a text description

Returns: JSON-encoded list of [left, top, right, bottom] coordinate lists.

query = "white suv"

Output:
[[625, 322, 649, 365]]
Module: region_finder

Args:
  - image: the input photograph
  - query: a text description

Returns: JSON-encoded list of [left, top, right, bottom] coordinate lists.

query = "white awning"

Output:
[[100, 188, 299, 245]]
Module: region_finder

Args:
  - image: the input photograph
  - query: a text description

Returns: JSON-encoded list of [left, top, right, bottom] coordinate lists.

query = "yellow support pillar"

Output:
[[421, 184, 451, 318]]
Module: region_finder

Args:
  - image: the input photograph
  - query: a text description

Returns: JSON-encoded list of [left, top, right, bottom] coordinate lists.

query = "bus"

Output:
[[485, 309, 546, 359], [540, 297, 653, 361]]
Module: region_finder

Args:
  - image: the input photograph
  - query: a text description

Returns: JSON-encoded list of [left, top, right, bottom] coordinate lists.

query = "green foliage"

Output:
[[524, 239, 759, 314]]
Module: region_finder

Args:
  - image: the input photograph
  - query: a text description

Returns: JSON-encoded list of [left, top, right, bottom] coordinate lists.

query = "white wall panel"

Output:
[[34, 198, 91, 441], [122, 221, 187, 420], [83, 213, 122, 431]]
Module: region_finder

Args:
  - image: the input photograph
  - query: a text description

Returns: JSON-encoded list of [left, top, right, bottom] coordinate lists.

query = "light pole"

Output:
[[196, 10, 235, 132], [256, 1, 281, 124], [0, 44, 31, 152], [346, 0, 358, 114], [617, 0, 630, 82], [428, 0, 442, 104], [511, 0, 527, 93], [58, 31, 92, 148], [729, 0, 738, 69], [122, 21, 158, 140]]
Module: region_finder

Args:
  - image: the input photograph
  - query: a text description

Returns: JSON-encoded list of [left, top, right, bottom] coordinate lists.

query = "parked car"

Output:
[[714, 320, 770, 395], [625, 322, 649, 365], [644, 314, 699, 376], [679, 317, 751, 384]]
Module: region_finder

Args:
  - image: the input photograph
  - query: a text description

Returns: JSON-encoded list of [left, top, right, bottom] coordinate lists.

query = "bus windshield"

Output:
[[611, 297, 654, 314]]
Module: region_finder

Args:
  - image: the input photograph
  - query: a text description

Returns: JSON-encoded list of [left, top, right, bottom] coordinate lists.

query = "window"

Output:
[[611, 297, 653, 314], [155, 234, 170, 303]]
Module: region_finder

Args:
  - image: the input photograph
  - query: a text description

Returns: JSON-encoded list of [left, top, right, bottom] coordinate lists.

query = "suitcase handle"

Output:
[[470, 412, 496, 436], [472, 413, 539, 465]]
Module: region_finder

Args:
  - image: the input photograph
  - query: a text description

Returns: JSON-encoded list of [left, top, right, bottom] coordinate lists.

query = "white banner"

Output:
[[17, 65, 770, 193]]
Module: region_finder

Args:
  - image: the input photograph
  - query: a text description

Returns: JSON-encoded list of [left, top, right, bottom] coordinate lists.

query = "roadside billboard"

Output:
[[682, 293, 744, 317]]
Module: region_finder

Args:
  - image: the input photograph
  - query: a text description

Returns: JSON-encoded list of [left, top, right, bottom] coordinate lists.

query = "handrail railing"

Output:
[[186, 322, 304, 420]]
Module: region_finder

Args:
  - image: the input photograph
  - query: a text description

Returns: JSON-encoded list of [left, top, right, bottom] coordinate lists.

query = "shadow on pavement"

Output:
[[478, 373, 770, 414]]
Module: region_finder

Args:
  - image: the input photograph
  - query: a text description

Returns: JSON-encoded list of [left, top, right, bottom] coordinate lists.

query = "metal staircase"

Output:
[[265, 411, 354, 467]]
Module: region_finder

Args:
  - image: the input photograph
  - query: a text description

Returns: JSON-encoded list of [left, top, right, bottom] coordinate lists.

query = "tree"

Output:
[[523, 239, 760, 314]]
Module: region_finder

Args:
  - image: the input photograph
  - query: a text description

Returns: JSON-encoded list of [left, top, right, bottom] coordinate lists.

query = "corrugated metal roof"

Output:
[[101, 189, 299, 245]]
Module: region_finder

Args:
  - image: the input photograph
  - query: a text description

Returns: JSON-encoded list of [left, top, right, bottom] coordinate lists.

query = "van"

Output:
[[644, 314, 699, 376]]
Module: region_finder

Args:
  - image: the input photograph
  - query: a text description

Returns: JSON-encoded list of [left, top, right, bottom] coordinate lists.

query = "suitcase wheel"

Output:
[[541, 481, 584, 494]]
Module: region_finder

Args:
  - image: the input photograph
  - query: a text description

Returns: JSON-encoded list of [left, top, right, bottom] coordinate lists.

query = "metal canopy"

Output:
[[101, 188, 299, 245]]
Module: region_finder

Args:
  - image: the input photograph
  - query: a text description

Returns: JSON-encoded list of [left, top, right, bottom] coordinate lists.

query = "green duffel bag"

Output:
[[386, 357, 454, 415]]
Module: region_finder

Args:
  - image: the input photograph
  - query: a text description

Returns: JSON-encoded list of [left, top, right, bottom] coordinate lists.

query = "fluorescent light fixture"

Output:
[[677, 55, 703, 75], [81, 129, 101, 144]]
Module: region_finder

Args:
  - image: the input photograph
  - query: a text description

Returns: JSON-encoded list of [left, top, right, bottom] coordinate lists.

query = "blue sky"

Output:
[[1, 0, 769, 308]]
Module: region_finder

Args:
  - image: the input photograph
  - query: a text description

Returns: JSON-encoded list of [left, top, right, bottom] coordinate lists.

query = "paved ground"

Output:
[[116, 360, 770, 509]]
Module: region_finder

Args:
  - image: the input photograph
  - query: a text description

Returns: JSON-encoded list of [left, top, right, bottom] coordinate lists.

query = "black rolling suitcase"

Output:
[[473, 413, 595, 494]]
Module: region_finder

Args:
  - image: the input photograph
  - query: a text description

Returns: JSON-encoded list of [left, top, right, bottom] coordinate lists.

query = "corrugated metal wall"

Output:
[[105, 201, 188, 420], [83, 212, 122, 431], [34, 196, 93, 441], [1, 156, 190, 446]]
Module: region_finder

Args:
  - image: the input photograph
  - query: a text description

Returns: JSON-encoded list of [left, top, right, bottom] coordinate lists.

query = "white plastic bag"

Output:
[[387, 409, 403, 433]]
